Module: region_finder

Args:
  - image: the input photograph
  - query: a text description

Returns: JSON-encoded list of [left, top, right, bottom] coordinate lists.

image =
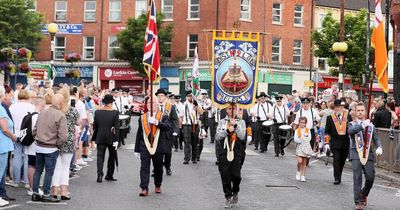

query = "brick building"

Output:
[[30, 0, 314, 95]]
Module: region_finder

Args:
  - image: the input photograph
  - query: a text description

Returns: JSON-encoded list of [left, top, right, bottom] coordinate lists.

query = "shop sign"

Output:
[[54, 66, 93, 77], [111, 25, 127, 34], [180, 69, 211, 81], [100, 67, 143, 80], [259, 72, 292, 85], [41, 24, 82, 34], [29, 64, 51, 80]]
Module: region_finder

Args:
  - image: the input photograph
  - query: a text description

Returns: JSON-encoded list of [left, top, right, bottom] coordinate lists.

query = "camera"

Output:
[[70, 99, 76, 107]]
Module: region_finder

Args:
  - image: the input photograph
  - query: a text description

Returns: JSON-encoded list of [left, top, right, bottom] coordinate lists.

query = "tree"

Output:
[[0, 0, 43, 52], [312, 9, 371, 84], [114, 12, 173, 76]]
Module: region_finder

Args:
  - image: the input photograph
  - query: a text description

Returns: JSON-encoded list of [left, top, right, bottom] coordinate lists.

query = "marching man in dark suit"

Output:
[[348, 102, 382, 210], [215, 103, 246, 208], [325, 99, 352, 184], [134, 96, 173, 196]]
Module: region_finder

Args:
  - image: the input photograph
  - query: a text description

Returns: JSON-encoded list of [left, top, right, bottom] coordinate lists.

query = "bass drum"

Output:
[[279, 124, 292, 131]]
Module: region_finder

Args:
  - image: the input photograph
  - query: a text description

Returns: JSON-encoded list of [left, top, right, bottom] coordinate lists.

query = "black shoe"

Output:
[[210, 141, 214, 144], [281, 150, 285, 156], [260, 150, 265, 153], [254, 147, 258, 150], [2, 195, 15, 201], [196, 158, 200, 162], [183, 161, 189, 164], [174, 148, 178, 152], [105, 175, 117, 181], [192, 161, 197, 164], [31, 194, 42, 202], [180, 145, 183, 150], [166, 168, 172, 176], [215, 161, 219, 165], [334, 179, 341, 185], [42, 195, 60, 203], [275, 154, 279, 157], [151, 173, 154, 177], [61, 196, 71, 200], [121, 140, 125, 145], [52, 195, 58, 199], [97, 174, 103, 182]]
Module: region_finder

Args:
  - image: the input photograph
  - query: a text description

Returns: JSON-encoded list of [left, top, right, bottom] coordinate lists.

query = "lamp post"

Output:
[[47, 23, 58, 81], [332, 42, 348, 93]]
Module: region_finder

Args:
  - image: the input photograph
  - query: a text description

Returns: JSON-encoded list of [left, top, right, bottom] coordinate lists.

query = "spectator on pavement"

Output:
[[32, 94, 67, 202], [9, 89, 35, 188], [0, 86, 16, 206], [372, 100, 391, 128]]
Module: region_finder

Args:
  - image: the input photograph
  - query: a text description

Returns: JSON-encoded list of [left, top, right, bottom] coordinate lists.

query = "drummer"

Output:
[[249, 92, 273, 153], [269, 95, 290, 157]]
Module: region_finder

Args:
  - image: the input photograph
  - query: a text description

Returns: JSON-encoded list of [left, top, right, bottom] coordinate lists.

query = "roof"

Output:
[[315, 0, 386, 13]]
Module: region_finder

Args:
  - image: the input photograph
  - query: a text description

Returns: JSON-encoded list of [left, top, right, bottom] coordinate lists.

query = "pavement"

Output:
[[1, 116, 400, 210]]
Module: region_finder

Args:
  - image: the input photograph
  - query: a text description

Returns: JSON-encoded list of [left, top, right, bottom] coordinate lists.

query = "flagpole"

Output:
[[364, 54, 375, 158], [365, 0, 371, 100]]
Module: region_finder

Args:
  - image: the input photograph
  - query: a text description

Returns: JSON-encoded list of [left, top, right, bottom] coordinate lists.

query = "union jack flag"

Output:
[[143, 0, 160, 81]]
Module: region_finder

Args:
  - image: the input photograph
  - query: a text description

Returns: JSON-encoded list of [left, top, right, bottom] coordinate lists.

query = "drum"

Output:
[[279, 124, 292, 131], [262, 120, 274, 127], [119, 114, 131, 141]]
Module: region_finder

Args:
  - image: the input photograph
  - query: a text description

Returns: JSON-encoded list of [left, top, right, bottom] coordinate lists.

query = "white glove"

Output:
[[376, 147, 383, 155], [362, 119, 371, 128], [324, 144, 330, 152], [172, 132, 178, 136], [148, 117, 157, 125], [112, 141, 118, 149], [134, 152, 141, 159], [247, 136, 252, 144]]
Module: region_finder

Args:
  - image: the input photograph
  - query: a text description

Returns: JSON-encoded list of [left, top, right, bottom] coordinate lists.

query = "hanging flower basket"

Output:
[[17, 48, 32, 62], [18, 62, 31, 73], [0, 62, 16, 75], [64, 52, 81, 63], [0, 48, 15, 62], [65, 69, 81, 78]]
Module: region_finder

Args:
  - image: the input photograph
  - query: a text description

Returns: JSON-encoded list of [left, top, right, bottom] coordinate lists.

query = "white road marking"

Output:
[[26, 201, 67, 205], [375, 184, 400, 191], [308, 160, 319, 166], [0, 204, 21, 209]]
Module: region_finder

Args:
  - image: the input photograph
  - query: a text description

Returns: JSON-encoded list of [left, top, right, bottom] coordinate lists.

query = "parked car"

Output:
[[131, 95, 145, 115]]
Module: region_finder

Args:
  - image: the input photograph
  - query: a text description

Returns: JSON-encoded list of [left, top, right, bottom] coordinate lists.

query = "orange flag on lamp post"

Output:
[[371, 0, 388, 93]]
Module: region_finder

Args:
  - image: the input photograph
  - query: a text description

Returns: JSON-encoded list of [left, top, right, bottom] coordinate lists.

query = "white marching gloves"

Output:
[[112, 141, 118, 149], [134, 152, 141, 159], [172, 132, 178, 136], [376, 147, 383, 155], [246, 136, 252, 144]]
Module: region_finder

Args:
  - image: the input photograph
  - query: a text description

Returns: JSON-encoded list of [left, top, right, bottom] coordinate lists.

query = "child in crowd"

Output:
[[294, 117, 314, 182]]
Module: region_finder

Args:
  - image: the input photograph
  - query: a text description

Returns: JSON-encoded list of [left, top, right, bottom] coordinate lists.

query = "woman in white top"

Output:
[[9, 89, 35, 187], [294, 117, 314, 182]]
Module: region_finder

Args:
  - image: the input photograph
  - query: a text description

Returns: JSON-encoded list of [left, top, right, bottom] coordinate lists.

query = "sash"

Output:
[[354, 121, 373, 165], [162, 102, 172, 115], [224, 121, 237, 162], [296, 127, 309, 139], [141, 111, 162, 155], [331, 111, 348, 135]]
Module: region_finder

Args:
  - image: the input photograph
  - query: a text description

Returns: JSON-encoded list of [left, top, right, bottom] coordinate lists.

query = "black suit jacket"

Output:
[[325, 112, 352, 150]]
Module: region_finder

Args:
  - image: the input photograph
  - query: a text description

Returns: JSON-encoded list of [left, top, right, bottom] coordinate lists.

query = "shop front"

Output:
[[179, 68, 211, 100], [258, 71, 293, 97], [99, 67, 147, 96], [53, 65, 94, 85]]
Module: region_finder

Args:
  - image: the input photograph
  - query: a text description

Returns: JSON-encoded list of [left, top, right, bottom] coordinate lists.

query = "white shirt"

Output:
[[9, 101, 35, 137], [270, 105, 290, 124], [255, 102, 272, 121], [180, 101, 199, 125], [113, 96, 129, 112], [294, 108, 321, 129], [250, 104, 258, 122]]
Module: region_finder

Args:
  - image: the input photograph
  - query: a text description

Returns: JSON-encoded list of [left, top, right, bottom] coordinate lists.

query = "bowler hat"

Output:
[[174, 95, 181, 99], [102, 94, 115, 104], [186, 90, 193, 96], [334, 99, 345, 106], [155, 88, 167, 96], [275, 96, 283, 101], [258, 92, 267, 98], [301, 97, 311, 103]]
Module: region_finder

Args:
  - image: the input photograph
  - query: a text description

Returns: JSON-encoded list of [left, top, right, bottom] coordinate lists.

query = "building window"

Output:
[[294, 5, 303, 26], [84, 1, 96, 21], [162, 0, 173, 20], [108, 36, 119, 60], [188, 34, 198, 58], [27, 0, 37, 11], [293, 40, 302, 64], [55, 1, 67, 22], [240, 0, 251, 20], [165, 41, 172, 58], [83, 37, 95, 60], [54, 37, 66, 60], [318, 58, 327, 71], [160, 78, 169, 92], [272, 3, 281, 24], [188, 0, 200, 19], [318, 13, 326, 29], [135, 0, 147, 18], [271, 37, 281, 63], [109, 0, 121, 22]]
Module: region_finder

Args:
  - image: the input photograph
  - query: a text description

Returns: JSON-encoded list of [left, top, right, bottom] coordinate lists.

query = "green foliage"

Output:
[[114, 12, 174, 76], [312, 9, 372, 84], [0, 0, 43, 53]]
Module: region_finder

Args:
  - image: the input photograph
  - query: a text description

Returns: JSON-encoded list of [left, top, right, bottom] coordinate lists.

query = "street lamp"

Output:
[[47, 23, 58, 80], [332, 41, 348, 93]]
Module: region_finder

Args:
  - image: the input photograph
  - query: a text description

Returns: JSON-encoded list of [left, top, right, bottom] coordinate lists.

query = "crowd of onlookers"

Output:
[[0, 81, 120, 206]]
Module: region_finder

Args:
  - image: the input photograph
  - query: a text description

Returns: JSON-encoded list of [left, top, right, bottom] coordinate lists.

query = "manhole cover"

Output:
[[265, 185, 299, 189]]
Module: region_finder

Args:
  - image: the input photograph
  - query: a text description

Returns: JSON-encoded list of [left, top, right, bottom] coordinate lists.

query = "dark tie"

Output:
[[160, 105, 164, 113]]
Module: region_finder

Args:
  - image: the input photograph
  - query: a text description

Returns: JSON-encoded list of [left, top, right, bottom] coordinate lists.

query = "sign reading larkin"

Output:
[[212, 30, 260, 108]]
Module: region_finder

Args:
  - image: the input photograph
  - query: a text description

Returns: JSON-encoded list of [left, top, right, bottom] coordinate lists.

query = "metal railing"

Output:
[[375, 128, 400, 172]]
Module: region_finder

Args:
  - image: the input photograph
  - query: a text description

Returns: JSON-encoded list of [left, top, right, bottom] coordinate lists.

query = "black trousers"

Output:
[[332, 149, 348, 180], [272, 124, 286, 155], [179, 129, 184, 148], [183, 125, 199, 162], [256, 122, 271, 151], [164, 152, 172, 169], [352, 159, 375, 204], [209, 118, 217, 143], [96, 144, 117, 177], [173, 136, 179, 150], [196, 138, 203, 160], [140, 153, 164, 190], [218, 157, 242, 199]]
